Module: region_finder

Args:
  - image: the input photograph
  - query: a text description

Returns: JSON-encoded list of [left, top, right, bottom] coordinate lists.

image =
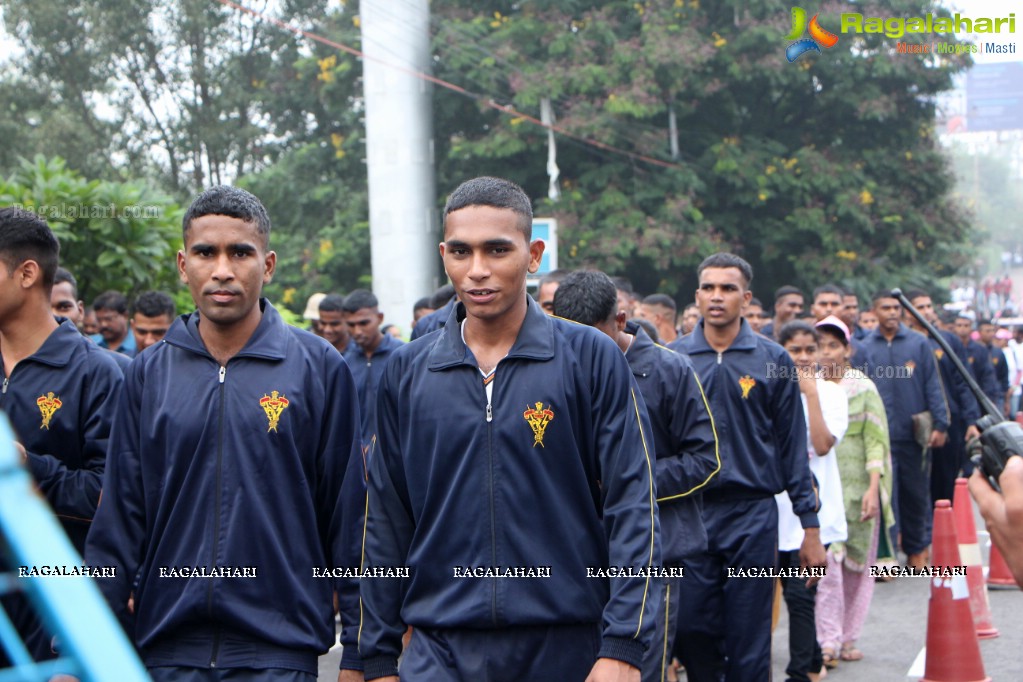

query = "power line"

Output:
[[214, 0, 683, 170]]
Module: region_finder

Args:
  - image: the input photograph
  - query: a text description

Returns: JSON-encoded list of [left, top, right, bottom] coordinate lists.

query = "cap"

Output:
[[303, 292, 327, 320], [996, 329, 1012, 340], [815, 314, 850, 342]]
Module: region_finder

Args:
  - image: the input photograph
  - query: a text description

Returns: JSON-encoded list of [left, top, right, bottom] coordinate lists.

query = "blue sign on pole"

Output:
[[531, 218, 558, 277]]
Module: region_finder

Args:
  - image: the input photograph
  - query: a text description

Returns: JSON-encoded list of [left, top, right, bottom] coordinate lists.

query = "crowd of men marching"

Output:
[[2, 179, 1023, 682]]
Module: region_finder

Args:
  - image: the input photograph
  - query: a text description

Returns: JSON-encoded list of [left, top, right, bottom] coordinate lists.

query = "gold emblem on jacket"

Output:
[[37, 392, 62, 430], [260, 391, 290, 432], [739, 375, 756, 400], [523, 402, 555, 448]]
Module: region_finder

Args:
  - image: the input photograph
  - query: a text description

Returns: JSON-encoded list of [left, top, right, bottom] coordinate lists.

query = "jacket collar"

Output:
[[428, 296, 556, 370], [866, 322, 909, 344], [3, 319, 84, 369], [685, 317, 759, 354], [163, 298, 289, 361], [354, 330, 403, 358], [624, 321, 656, 371]]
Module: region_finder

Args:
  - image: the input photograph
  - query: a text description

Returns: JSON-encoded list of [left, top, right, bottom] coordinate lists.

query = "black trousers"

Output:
[[676, 496, 778, 682], [398, 623, 602, 682], [779, 550, 822, 682]]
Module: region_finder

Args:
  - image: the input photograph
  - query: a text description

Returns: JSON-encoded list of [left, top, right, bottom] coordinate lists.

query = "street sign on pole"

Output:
[[527, 218, 558, 289]]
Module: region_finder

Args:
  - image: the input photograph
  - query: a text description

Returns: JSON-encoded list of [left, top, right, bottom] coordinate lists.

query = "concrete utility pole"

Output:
[[361, 0, 438, 334]]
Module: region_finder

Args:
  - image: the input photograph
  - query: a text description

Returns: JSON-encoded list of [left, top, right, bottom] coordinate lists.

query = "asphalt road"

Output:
[[770, 540, 1022, 681]]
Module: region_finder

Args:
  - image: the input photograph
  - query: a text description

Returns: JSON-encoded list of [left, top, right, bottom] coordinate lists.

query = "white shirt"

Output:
[[1007, 340, 1023, 391], [777, 377, 850, 551]]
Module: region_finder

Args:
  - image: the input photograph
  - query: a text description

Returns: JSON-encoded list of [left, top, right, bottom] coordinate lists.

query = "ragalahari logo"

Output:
[[785, 7, 839, 62]]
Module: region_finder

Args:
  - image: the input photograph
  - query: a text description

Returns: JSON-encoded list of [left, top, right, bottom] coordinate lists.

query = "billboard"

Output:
[[966, 62, 1023, 132]]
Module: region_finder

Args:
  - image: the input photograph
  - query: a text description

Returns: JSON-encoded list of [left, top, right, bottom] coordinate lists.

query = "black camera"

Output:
[[968, 416, 1023, 493]]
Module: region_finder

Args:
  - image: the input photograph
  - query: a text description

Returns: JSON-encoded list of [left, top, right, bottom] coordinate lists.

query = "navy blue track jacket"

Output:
[[85, 301, 365, 674], [408, 298, 455, 341], [343, 332, 404, 445], [987, 344, 1009, 398], [960, 337, 1001, 410], [931, 330, 980, 426], [863, 324, 950, 442], [1, 319, 123, 552], [624, 322, 720, 562], [359, 298, 661, 678], [677, 320, 819, 527]]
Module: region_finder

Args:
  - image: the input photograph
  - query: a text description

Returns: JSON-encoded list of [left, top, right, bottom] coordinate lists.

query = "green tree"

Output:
[[239, 5, 371, 309], [0, 156, 183, 303], [431, 0, 976, 301], [2, 0, 373, 312], [2, 0, 335, 192]]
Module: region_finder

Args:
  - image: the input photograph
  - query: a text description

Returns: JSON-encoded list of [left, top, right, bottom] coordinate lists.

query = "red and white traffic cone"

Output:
[[952, 479, 998, 638], [987, 542, 1021, 589], [921, 500, 990, 682]]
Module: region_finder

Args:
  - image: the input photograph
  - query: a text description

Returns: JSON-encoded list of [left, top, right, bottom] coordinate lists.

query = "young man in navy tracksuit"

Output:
[[863, 291, 949, 568], [86, 187, 366, 682], [675, 253, 825, 682], [0, 208, 124, 663], [552, 269, 720, 682], [359, 177, 660, 682], [901, 292, 981, 505], [953, 314, 1003, 411], [341, 288, 404, 448]]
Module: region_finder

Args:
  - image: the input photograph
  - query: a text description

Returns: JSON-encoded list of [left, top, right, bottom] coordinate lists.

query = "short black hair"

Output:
[[539, 269, 570, 288], [871, 290, 899, 304], [92, 290, 128, 315], [552, 270, 618, 327], [343, 288, 378, 313], [908, 286, 932, 302], [54, 267, 79, 299], [978, 319, 995, 328], [413, 297, 432, 313], [319, 294, 346, 314], [133, 291, 176, 318], [642, 293, 677, 313], [812, 284, 845, 301], [773, 284, 802, 301], [698, 253, 753, 288], [778, 320, 819, 346], [429, 283, 456, 309], [182, 185, 271, 248], [0, 207, 60, 290], [683, 303, 699, 313], [632, 317, 660, 344], [749, 297, 763, 308], [443, 177, 532, 238]]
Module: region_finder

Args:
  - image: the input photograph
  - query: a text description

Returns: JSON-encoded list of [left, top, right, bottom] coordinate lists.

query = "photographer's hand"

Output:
[[969, 455, 1023, 587]]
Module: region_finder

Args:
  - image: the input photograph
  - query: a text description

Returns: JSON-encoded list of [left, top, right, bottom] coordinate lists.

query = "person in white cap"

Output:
[[303, 291, 327, 337]]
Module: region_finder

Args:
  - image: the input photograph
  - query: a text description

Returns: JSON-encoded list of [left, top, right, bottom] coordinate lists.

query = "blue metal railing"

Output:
[[0, 415, 149, 681]]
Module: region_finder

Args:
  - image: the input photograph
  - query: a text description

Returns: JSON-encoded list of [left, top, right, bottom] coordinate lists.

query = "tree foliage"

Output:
[[0, 0, 980, 309], [0, 156, 183, 303], [431, 0, 976, 301]]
